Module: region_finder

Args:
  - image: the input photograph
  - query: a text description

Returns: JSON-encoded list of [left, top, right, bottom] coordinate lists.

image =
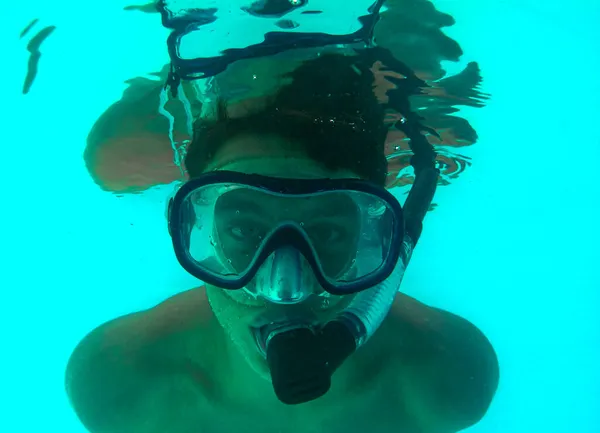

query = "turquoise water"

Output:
[[1, 1, 599, 432]]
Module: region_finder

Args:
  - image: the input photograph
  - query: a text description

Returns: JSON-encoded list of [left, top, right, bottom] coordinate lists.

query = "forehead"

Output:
[[207, 133, 359, 179], [207, 133, 304, 169]]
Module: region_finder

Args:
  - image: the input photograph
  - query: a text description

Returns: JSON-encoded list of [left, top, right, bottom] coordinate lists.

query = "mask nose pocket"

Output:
[[253, 247, 313, 304]]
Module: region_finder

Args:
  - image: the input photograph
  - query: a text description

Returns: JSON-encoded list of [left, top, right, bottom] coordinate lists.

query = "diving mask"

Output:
[[167, 170, 405, 296]]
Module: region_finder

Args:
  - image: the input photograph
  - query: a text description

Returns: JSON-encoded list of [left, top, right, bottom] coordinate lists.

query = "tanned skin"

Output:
[[67, 135, 499, 433], [66, 285, 498, 433]]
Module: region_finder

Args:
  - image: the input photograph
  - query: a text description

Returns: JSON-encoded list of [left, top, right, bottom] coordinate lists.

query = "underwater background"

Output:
[[1, 0, 599, 432]]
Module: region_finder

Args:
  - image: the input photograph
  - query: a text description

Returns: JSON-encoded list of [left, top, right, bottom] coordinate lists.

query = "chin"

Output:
[[239, 335, 273, 381], [248, 355, 273, 381]]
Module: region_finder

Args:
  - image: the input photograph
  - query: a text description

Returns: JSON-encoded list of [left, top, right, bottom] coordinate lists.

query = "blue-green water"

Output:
[[1, 1, 599, 432]]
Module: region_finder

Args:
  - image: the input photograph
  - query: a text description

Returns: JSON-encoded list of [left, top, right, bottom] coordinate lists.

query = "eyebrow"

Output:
[[215, 192, 265, 215], [304, 194, 359, 219], [216, 189, 359, 222]]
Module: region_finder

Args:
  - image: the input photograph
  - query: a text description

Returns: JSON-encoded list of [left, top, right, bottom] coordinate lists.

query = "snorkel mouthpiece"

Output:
[[266, 322, 356, 405], [266, 327, 329, 405]]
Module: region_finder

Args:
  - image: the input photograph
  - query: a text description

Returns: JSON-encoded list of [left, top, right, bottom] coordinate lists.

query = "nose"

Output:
[[255, 247, 313, 304]]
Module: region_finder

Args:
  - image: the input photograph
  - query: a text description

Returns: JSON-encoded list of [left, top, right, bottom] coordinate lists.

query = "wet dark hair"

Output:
[[184, 53, 389, 185]]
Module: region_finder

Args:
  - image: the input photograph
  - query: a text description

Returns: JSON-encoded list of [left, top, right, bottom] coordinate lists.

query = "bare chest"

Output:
[[200, 401, 416, 433], [169, 378, 420, 433]]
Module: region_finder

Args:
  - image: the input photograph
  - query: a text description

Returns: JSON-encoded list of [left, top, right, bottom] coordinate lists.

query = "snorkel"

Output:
[[257, 64, 441, 401], [262, 165, 438, 404]]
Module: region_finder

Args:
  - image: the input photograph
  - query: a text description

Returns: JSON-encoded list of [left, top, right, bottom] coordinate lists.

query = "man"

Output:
[[66, 52, 498, 433]]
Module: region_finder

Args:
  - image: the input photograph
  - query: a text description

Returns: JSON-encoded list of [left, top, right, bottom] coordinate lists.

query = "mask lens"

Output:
[[173, 179, 400, 292]]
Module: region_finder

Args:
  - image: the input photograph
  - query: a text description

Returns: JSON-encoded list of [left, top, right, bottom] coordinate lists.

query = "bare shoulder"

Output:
[[65, 287, 214, 433], [383, 292, 499, 432], [388, 291, 488, 338], [387, 291, 499, 381]]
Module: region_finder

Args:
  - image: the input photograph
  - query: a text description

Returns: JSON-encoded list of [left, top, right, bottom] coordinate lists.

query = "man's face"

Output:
[[202, 133, 360, 378]]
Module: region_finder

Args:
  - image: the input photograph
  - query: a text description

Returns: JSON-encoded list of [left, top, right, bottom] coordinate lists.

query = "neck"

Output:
[[214, 324, 372, 409]]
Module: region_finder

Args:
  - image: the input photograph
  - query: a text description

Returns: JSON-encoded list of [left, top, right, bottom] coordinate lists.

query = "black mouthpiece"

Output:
[[266, 321, 357, 405], [266, 327, 330, 405]]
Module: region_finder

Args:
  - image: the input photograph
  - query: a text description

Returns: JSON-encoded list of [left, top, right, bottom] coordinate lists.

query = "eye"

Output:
[[308, 223, 346, 244], [227, 221, 266, 242]]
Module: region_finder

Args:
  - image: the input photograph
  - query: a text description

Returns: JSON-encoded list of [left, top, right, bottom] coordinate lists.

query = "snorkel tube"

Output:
[[266, 129, 440, 404]]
